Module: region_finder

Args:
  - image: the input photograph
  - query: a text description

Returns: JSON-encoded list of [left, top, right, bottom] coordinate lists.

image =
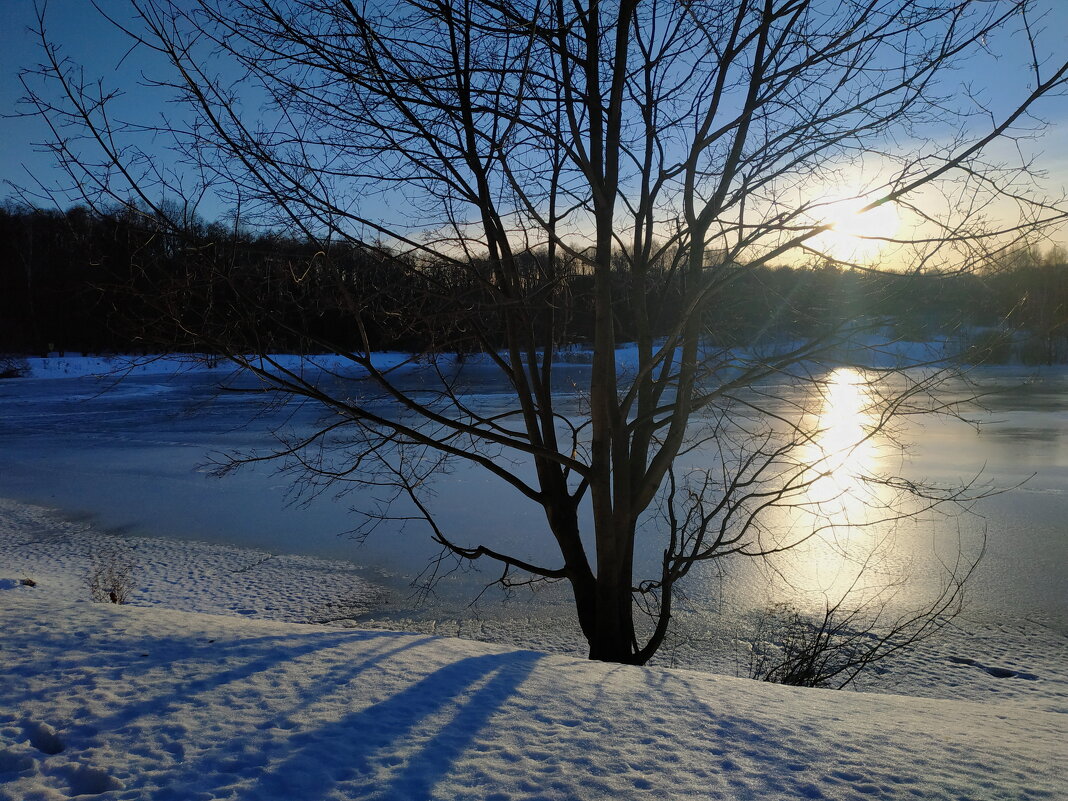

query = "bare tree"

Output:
[[19, 0, 1067, 664]]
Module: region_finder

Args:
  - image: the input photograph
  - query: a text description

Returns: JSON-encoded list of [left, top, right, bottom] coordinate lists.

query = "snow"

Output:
[[0, 499, 387, 624], [1, 498, 1066, 800], [20, 352, 417, 381], [15, 333, 960, 384]]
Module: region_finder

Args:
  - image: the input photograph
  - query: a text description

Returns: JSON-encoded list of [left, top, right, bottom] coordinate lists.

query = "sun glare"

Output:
[[774, 368, 887, 600], [812, 194, 900, 265], [811, 368, 876, 503]]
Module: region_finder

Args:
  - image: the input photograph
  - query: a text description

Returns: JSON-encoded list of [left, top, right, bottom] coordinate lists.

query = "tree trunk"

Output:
[[587, 574, 639, 663], [587, 515, 639, 663]]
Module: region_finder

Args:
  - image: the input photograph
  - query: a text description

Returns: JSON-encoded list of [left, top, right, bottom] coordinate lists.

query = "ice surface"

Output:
[[3, 354, 1067, 799], [5, 355, 1067, 628]]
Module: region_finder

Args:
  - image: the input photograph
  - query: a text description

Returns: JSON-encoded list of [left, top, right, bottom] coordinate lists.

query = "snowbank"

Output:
[[12, 336, 960, 383], [3, 499, 1064, 709], [1, 594, 1064, 801], [1, 499, 1066, 800], [17, 352, 419, 381], [0, 499, 388, 625]]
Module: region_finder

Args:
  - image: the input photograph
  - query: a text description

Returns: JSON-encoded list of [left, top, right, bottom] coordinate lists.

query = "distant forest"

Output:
[[2, 204, 1066, 364]]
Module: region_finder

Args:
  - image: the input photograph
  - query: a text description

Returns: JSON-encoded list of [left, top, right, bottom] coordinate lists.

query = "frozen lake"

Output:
[[1, 360, 1065, 631]]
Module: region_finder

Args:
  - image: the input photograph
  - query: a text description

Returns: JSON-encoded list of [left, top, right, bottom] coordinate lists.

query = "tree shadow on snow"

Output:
[[68, 629, 426, 735], [128, 632, 437, 797], [243, 649, 544, 800]]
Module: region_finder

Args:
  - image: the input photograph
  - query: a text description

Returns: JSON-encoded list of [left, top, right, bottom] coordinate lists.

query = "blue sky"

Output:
[[2, 0, 1065, 250], [1, 1, 122, 201]]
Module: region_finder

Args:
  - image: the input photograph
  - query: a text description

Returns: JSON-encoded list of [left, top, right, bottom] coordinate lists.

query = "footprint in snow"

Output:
[[0, 748, 37, 776], [22, 720, 65, 755], [54, 762, 124, 796], [947, 656, 1039, 680]]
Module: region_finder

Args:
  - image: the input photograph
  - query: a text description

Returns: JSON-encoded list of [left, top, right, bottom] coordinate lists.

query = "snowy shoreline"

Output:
[[2, 496, 1066, 705], [6, 332, 968, 384], [1, 496, 1066, 800]]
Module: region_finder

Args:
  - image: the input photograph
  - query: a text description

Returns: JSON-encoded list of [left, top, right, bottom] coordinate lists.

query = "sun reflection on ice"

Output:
[[786, 367, 893, 602], [806, 368, 878, 513]]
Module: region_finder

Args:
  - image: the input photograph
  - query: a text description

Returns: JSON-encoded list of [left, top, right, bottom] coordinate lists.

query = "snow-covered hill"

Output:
[[1, 499, 1065, 801]]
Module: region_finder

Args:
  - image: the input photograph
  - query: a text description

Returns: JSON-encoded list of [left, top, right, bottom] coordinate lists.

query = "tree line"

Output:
[[2, 203, 1064, 363]]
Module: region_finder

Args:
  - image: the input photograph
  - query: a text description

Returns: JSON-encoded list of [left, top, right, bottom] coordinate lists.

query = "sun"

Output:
[[811, 193, 900, 265]]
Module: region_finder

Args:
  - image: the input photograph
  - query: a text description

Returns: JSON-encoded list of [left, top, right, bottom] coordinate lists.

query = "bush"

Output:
[[745, 603, 859, 688], [742, 591, 966, 689], [0, 355, 30, 378], [87, 551, 135, 604]]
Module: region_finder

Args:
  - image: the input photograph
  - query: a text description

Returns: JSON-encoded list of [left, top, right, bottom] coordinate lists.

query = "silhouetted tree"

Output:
[[19, 0, 1067, 663]]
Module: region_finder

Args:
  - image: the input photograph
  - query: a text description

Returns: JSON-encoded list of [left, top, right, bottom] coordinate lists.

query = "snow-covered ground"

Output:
[[16, 333, 960, 383], [2, 497, 1065, 800], [18, 352, 418, 381]]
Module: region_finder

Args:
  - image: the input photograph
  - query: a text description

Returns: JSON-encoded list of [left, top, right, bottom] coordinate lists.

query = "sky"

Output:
[[1, 1, 120, 202], [1, 0, 1066, 254]]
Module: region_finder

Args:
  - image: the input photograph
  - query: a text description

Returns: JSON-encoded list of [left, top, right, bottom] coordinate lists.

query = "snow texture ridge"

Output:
[[1, 593, 1065, 801]]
